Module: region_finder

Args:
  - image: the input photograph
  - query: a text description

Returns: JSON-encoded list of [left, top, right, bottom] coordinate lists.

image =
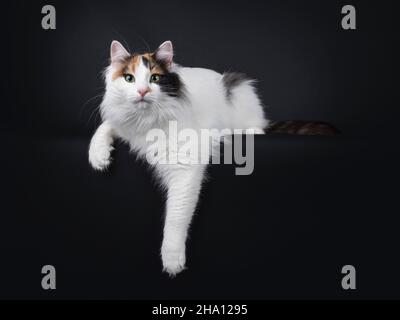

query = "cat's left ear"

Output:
[[154, 41, 174, 67]]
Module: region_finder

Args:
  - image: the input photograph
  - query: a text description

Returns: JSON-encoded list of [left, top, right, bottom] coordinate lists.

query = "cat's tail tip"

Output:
[[265, 120, 340, 136]]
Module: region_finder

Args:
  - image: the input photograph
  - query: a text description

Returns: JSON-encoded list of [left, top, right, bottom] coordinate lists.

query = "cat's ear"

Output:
[[110, 40, 130, 64], [154, 41, 174, 66]]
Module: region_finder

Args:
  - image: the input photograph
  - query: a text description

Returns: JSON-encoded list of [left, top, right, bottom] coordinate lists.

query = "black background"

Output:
[[0, 0, 399, 299]]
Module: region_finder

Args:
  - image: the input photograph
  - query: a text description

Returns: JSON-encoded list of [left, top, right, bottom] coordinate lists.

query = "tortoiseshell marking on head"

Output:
[[112, 53, 167, 80], [111, 50, 185, 99]]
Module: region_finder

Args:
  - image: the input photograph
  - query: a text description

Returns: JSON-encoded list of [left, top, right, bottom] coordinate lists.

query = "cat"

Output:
[[88, 40, 337, 277]]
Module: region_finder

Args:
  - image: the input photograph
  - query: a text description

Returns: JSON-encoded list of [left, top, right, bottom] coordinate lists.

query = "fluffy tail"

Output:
[[265, 120, 339, 136]]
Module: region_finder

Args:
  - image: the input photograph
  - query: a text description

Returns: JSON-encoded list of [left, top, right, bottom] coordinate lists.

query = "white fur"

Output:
[[89, 121, 114, 170], [88, 41, 269, 276]]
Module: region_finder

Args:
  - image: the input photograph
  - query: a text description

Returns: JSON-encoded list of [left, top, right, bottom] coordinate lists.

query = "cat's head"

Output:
[[105, 40, 184, 104], [102, 40, 185, 130]]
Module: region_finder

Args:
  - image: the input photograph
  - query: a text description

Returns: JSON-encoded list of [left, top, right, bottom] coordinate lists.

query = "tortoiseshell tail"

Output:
[[265, 121, 339, 136]]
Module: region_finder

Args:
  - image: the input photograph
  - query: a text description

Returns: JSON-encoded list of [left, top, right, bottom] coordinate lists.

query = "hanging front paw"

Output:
[[161, 244, 186, 277], [88, 141, 114, 171]]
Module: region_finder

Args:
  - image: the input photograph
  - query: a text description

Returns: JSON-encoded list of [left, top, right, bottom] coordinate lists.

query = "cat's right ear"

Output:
[[110, 41, 130, 65]]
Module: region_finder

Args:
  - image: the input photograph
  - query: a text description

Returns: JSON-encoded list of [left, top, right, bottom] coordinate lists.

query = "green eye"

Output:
[[124, 74, 135, 83], [150, 74, 161, 83]]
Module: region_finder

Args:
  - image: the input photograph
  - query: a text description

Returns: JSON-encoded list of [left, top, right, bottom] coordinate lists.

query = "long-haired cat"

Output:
[[89, 40, 337, 276]]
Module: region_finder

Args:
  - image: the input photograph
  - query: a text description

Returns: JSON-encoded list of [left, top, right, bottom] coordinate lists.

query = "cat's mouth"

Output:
[[134, 96, 152, 104], [132, 98, 152, 107]]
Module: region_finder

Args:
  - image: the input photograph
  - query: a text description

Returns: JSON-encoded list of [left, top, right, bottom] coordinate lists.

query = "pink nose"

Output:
[[138, 88, 150, 97]]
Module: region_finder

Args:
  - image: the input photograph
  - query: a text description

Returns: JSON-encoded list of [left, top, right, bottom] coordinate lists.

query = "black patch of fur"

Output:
[[142, 56, 149, 68], [158, 72, 185, 98], [222, 72, 249, 100]]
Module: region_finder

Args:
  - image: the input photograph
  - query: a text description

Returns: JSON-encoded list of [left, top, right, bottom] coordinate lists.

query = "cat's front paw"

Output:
[[161, 245, 186, 277], [88, 141, 114, 171]]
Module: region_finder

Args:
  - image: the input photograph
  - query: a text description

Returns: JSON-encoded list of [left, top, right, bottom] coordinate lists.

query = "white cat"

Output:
[[89, 40, 268, 276]]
